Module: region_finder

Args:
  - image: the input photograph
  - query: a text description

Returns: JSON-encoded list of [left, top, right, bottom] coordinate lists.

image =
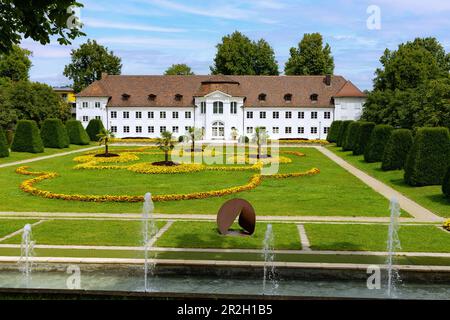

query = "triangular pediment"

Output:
[[204, 90, 232, 99]]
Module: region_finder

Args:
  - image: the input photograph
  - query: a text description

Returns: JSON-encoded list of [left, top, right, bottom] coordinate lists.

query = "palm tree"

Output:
[[157, 131, 175, 163], [97, 128, 114, 156], [187, 127, 203, 152], [252, 127, 269, 159]]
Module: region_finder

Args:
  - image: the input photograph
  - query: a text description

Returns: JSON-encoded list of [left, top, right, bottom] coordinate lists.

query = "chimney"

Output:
[[101, 72, 108, 80], [324, 74, 331, 86]]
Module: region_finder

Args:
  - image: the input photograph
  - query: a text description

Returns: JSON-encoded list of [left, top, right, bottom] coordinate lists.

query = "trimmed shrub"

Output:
[[404, 127, 450, 186], [11, 120, 44, 153], [364, 124, 394, 163], [353, 122, 375, 156], [5, 130, 14, 146], [381, 129, 413, 171], [326, 121, 342, 143], [337, 120, 353, 147], [342, 122, 361, 151], [0, 127, 9, 158], [40, 119, 70, 149], [443, 167, 450, 199], [66, 120, 90, 145], [86, 119, 105, 142]]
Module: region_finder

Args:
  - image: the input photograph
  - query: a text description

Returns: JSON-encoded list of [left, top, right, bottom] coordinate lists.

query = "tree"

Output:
[[157, 131, 175, 164], [252, 127, 269, 159], [186, 127, 203, 152], [210, 31, 279, 75], [0, 45, 32, 81], [353, 122, 375, 156], [164, 64, 194, 75], [0, 0, 85, 54], [40, 119, 69, 149], [97, 128, 114, 156], [86, 119, 105, 141], [381, 129, 413, 171], [0, 127, 9, 158], [342, 122, 361, 151], [364, 125, 393, 163], [65, 120, 89, 145], [443, 167, 450, 199], [326, 121, 342, 143], [284, 33, 334, 75], [11, 120, 44, 153], [336, 120, 353, 147], [63, 39, 122, 92]]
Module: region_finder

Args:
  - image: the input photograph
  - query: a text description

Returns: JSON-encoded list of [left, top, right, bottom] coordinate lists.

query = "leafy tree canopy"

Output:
[[0, 45, 32, 81], [164, 64, 195, 75]]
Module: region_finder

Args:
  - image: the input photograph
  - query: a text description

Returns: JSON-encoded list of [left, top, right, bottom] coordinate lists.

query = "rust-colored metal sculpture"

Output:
[[217, 198, 256, 235]]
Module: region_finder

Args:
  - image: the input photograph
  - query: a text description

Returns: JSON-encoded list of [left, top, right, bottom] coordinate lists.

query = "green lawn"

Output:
[[327, 145, 450, 218], [0, 146, 394, 216], [1, 219, 166, 246], [155, 221, 301, 250], [305, 223, 450, 253], [0, 144, 95, 165], [0, 219, 38, 238]]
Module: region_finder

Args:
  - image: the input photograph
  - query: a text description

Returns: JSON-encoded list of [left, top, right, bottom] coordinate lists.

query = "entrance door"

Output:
[[212, 121, 225, 139]]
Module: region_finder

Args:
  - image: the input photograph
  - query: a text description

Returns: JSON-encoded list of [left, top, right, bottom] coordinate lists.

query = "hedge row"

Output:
[[381, 129, 413, 171], [337, 120, 353, 147], [86, 119, 105, 142], [364, 125, 393, 163], [41, 119, 70, 149], [327, 121, 342, 143], [11, 120, 44, 153], [342, 122, 361, 151], [353, 122, 375, 156], [0, 127, 9, 158], [66, 120, 90, 145], [404, 127, 450, 186], [443, 167, 450, 199]]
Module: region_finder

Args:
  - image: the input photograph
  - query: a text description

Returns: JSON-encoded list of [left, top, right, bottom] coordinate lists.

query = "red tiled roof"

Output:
[[77, 75, 365, 108]]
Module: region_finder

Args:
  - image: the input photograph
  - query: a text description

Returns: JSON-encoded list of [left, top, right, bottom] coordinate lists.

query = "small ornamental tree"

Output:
[[353, 122, 375, 156], [40, 118, 69, 148], [342, 121, 361, 151], [187, 127, 203, 152], [337, 120, 353, 147], [157, 131, 175, 164], [404, 127, 450, 186], [381, 129, 413, 171], [97, 128, 114, 156], [11, 120, 44, 153], [327, 120, 342, 143], [442, 167, 450, 199], [86, 119, 105, 142], [364, 124, 394, 163], [0, 127, 9, 158], [65, 120, 90, 145]]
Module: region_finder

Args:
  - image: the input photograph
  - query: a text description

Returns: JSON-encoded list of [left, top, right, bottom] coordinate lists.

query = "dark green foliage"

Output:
[[342, 122, 361, 151], [336, 120, 353, 147], [381, 129, 413, 171], [442, 167, 450, 198], [353, 122, 375, 155], [0, 127, 9, 157], [86, 119, 105, 141], [10, 120, 44, 153], [364, 125, 394, 163], [65, 120, 90, 145], [326, 121, 342, 143], [404, 127, 450, 186], [40, 118, 69, 149]]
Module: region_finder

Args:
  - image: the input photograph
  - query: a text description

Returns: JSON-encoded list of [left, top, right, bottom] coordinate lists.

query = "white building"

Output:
[[76, 74, 366, 141]]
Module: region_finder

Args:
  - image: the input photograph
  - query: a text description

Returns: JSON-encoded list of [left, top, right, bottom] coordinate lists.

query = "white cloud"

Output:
[[83, 17, 186, 33], [97, 36, 211, 50]]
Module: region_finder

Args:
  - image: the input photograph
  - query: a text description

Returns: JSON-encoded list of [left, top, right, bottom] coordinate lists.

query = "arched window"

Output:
[[258, 93, 267, 101], [213, 101, 223, 114], [310, 93, 318, 102], [284, 93, 292, 102]]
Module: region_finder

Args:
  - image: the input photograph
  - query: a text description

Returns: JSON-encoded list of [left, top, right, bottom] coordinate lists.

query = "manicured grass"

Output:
[[0, 219, 38, 238], [155, 221, 301, 250], [0, 146, 393, 216], [327, 145, 450, 218], [305, 223, 450, 253], [1, 219, 166, 246], [0, 144, 94, 165]]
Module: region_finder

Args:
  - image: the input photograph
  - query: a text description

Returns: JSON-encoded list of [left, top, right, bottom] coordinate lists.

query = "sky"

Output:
[[21, 0, 450, 91]]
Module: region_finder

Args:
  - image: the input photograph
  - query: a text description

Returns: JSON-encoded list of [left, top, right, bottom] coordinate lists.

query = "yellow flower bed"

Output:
[[110, 138, 159, 143], [226, 155, 292, 165], [444, 219, 450, 231], [266, 168, 320, 178], [280, 150, 306, 157], [127, 162, 206, 174]]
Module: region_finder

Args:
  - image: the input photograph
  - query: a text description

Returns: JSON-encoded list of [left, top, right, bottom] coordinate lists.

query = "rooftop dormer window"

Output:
[[148, 94, 157, 101], [284, 93, 292, 102], [122, 93, 130, 100], [175, 94, 183, 101], [258, 93, 266, 101], [310, 94, 318, 102]]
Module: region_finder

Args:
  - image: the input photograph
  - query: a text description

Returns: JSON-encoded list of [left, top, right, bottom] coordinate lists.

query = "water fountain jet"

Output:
[[142, 192, 158, 292], [262, 224, 278, 295], [19, 224, 35, 287], [386, 197, 402, 298]]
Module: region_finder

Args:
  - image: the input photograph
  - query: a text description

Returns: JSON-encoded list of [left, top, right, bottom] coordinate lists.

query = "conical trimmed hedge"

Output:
[[337, 120, 353, 147], [364, 124, 393, 163], [86, 119, 105, 142], [443, 167, 450, 199], [11, 120, 44, 153], [342, 122, 361, 151], [404, 127, 450, 186], [381, 129, 413, 171], [41, 119, 70, 149], [66, 120, 90, 145], [327, 121, 342, 143], [353, 122, 375, 156], [0, 127, 9, 158]]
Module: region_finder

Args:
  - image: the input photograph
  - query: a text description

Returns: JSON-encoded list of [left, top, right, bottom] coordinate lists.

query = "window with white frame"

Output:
[[298, 127, 305, 134], [95, 102, 101, 108], [185, 126, 190, 132], [111, 126, 117, 133], [273, 127, 279, 134], [298, 111, 304, 119], [247, 127, 253, 134], [213, 101, 223, 114], [230, 102, 237, 114], [123, 126, 130, 133], [246, 111, 253, 119], [285, 127, 292, 134], [111, 111, 117, 119], [160, 126, 166, 133], [324, 111, 331, 119], [185, 111, 191, 119], [82, 102, 88, 108], [311, 127, 318, 134], [123, 111, 129, 119], [136, 111, 142, 119], [136, 126, 142, 133], [260, 111, 266, 119], [148, 126, 154, 133], [324, 127, 330, 134], [285, 111, 292, 119], [200, 102, 206, 114], [160, 111, 166, 119], [172, 126, 179, 133], [82, 116, 89, 122], [95, 116, 101, 120], [311, 111, 318, 119], [148, 111, 154, 119], [273, 111, 279, 119], [173, 111, 179, 119]]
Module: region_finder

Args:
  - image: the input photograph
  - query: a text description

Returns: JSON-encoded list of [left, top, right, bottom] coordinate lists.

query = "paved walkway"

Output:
[[316, 146, 442, 222], [0, 146, 101, 169]]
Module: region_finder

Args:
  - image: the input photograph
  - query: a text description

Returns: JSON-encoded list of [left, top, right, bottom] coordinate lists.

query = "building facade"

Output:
[[76, 74, 366, 140], [53, 87, 77, 118]]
